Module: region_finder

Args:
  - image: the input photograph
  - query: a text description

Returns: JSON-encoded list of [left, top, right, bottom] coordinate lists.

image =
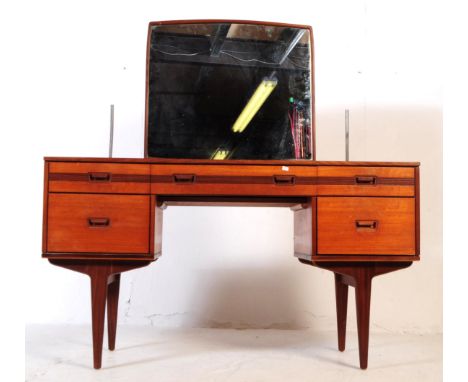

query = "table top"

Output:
[[44, 157, 420, 167]]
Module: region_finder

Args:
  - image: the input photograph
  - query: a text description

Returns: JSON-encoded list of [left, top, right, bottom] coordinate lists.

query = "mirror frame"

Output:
[[144, 19, 315, 160]]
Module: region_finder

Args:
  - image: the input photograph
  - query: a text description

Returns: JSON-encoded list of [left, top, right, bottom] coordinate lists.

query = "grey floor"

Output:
[[26, 325, 442, 382]]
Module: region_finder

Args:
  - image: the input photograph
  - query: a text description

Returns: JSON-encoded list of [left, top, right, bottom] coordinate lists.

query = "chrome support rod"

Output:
[[109, 104, 114, 158], [345, 109, 349, 161]]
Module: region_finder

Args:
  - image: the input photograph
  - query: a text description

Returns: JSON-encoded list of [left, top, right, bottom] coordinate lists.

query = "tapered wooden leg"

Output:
[[298, 260, 412, 369], [354, 269, 372, 370], [90, 269, 109, 369], [334, 273, 349, 352], [107, 273, 121, 351], [49, 260, 152, 369]]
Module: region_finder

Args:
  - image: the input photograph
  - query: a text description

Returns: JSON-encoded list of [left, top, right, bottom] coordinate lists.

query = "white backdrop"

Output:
[[3, 0, 441, 333]]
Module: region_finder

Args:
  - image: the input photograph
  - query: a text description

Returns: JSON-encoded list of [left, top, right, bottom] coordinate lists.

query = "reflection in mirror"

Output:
[[146, 22, 313, 160]]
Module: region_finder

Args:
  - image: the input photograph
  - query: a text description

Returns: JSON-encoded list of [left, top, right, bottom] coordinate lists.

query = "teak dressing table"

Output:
[[42, 20, 420, 370]]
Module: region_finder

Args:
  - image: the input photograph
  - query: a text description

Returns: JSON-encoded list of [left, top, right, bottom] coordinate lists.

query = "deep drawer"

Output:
[[48, 162, 150, 194], [151, 164, 317, 196], [47, 194, 150, 254], [317, 166, 415, 196], [317, 197, 416, 255]]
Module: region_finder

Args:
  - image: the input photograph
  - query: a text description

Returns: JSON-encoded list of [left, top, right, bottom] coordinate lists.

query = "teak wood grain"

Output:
[[317, 166, 415, 197], [42, 17, 422, 372], [317, 197, 416, 255], [42, 161, 49, 253], [151, 164, 317, 176], [47, 194, 151, 254], [42, 157, 420, 370], [158, 195, 308, 208], [415, 167, 420, 255], [299, 260, 412, 369], [317, 166, 415, 178], [49, 260, 152, 369], [49, 162, 150, 194], [107, 273, 121, 351], [151, 164, 317, 196], [45, 157, 420, 167]]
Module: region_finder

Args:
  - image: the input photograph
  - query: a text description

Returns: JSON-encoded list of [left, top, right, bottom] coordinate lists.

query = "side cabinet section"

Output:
[[42, 160, 156, 260]]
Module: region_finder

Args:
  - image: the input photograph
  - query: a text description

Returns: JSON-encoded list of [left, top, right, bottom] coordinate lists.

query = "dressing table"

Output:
[[42, 20, 420, 370]]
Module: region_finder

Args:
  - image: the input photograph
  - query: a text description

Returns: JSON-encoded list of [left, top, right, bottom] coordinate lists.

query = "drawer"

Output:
[[47, 194, 150, 254], [317, 166, 415, 196], [48, 162, 150, 194], [317, 197, 415, 255], [151, 164, 317, 196]]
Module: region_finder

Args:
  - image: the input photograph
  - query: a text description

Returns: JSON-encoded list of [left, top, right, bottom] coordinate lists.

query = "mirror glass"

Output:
[[146, 22, 313, 160]]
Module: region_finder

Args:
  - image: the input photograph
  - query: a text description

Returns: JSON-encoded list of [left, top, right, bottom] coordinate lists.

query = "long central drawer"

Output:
[[151, 164, 317, 196]]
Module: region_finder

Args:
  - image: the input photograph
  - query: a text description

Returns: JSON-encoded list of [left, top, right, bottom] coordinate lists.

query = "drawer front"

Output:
[[48, 162, 150, 194], [317, 166, 415, 196], [151, 164, 317, 196], [47, 194, 150, 254], [317, 197, 415, 255]]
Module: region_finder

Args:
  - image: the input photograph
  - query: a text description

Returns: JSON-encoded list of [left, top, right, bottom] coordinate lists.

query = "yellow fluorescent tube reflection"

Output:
[[211, 149, 230, 160], [232, 78, 278, 133]]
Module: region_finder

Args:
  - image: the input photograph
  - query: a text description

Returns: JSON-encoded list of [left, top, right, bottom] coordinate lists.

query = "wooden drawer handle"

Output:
[[355, 220, 378, 230], [173, 174, 195, 183], [88, 172, 111, 182], [355, 176, 377, 185], [88, 217, 110, 227], [273, 175, 295, 185]]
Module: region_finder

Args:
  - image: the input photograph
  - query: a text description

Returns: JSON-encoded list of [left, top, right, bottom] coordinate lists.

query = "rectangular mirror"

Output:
[[145, 20, 314, 160]]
